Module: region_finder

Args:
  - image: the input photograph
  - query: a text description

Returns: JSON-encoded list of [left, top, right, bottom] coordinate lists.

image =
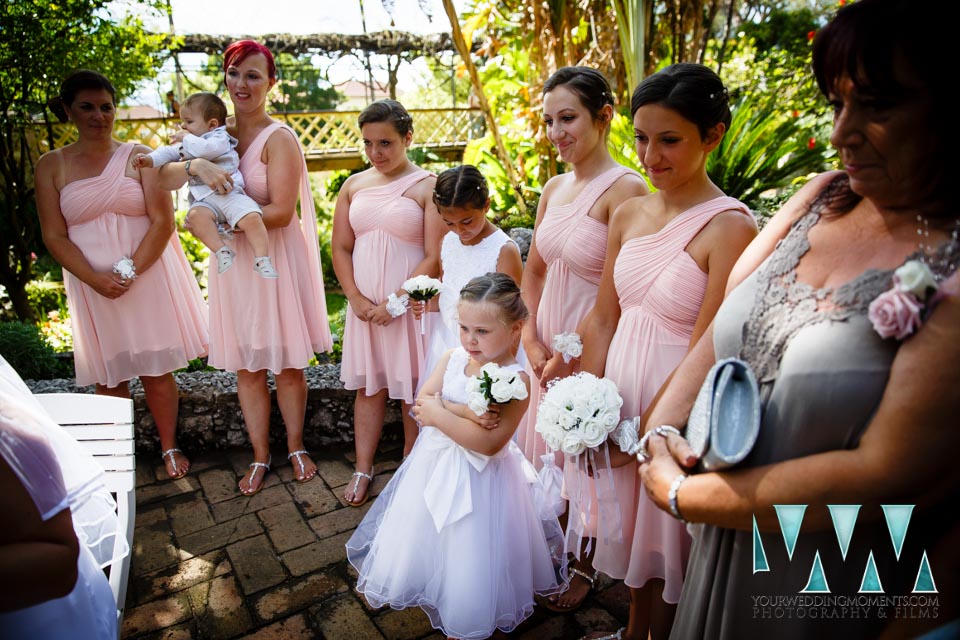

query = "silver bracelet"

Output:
[[637, 424, 683, 462], [654, 424, 683, 439], [668, 473, 688, 522]]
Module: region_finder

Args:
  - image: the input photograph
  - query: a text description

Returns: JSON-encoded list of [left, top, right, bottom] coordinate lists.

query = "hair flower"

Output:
[[868, 260, 938, 341]]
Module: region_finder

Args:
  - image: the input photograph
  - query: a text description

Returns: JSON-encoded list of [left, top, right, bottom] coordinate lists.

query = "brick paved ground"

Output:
[[122, 442, 631, 640]]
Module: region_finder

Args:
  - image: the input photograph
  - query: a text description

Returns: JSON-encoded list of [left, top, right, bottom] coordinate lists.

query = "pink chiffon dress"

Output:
[[59, 143, 208, 388], [589, 197, 753, 601], [206, 122, 332, 372], [340, 169, 433, 403], [515, 165, 638, 470]]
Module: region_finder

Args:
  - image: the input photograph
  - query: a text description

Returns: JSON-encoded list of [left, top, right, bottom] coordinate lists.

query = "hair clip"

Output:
[[709, 87, 730, 100]]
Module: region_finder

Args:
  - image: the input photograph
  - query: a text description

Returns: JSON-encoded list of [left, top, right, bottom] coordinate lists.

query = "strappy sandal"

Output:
[[344, 469, 374, 507], [161, 448, 189, 480], [540, 565, 598, 612], [580, 628, 625, 640], [288, 450, 316, 483], [239, 456, 271, 496]]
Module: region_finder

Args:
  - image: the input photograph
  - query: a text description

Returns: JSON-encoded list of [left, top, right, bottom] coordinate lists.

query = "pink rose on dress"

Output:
[[868, 287, 922, 340]]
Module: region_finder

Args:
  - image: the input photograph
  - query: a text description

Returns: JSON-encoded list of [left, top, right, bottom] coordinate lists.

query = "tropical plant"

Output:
[[706, 93, 832, 207]]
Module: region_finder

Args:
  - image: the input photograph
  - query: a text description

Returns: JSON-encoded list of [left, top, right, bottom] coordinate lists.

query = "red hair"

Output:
[[223, 40, 276, 80]]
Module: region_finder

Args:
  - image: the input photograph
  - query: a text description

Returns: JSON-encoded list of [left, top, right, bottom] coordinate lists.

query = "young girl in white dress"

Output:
[[346, 273, 566, 640], [413, 165, 524, 388]]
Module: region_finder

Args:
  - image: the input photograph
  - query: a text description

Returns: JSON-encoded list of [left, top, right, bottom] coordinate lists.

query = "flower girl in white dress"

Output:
[[412, 165, 524, 390], [346, 273, 566, 639]]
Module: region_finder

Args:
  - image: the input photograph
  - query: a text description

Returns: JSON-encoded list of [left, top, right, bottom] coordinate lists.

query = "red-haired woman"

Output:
[[159, 40, 332, 496]]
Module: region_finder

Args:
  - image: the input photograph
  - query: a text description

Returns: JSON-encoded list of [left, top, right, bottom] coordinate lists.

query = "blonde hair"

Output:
[[459, 272, 528, 325]]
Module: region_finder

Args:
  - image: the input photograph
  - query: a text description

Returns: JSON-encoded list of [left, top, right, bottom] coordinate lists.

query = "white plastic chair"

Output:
[[34, 392, 136, 635]]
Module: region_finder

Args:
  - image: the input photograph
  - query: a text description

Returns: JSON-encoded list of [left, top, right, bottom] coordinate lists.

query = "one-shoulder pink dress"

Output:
[[590, 197, 753, 601], [207, 122, 332, 372], [340, 169, 432, 403], [60, 143, 208, 388], [516, 166, 637, 469]]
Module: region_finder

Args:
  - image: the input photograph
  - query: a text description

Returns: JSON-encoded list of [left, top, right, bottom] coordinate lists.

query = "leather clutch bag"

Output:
[[685, 357, 761, 471]]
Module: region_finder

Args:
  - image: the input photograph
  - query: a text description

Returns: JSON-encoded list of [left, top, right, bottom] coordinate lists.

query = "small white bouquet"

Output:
[[552, 332, 583, 363], [112, 256, 137, 282], [535, 372, 623, 456], [464, 362, 528, 416], [402, 275, 443, 334]]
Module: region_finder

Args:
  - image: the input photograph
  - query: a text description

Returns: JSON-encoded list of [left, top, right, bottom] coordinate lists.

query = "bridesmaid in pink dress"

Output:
[[35, 70, 209, 481], [332, 99, 444, 507], [517, 67, 649, 611], [158, 41, 333, 495], [577, 64, 757, 640]]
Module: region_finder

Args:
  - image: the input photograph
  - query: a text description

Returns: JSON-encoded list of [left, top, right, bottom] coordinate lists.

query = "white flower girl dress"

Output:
[[346, 347, 566, 639]]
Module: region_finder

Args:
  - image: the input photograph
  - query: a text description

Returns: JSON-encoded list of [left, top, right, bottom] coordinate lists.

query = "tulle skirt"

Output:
[[346, 427, 566, 639]]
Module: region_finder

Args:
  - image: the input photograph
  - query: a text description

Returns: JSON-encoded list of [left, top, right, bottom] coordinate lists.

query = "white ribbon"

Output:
[[420, 428, 491, 532], [564, 441, 622, 559]]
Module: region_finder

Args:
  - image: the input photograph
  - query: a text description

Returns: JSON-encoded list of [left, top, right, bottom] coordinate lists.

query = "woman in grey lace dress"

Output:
[[635, 1, 959, 638]]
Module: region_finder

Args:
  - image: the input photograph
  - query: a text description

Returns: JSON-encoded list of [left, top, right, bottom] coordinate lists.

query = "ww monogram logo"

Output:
[[752, 505, 938, 594]]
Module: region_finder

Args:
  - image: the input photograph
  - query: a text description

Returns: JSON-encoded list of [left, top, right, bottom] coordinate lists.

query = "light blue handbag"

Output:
[[685, 357, 761, 471]]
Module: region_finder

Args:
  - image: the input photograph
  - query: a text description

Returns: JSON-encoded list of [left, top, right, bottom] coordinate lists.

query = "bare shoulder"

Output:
[[609, 171, 650, 200], [406, 169, 437, 202], [264, 125, 301, 156]]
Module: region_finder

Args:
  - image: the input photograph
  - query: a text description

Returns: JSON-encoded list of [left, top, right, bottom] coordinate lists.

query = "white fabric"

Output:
[[0, 356, 118, 639], [421, 229, 526, 390], [147, 126, 244, 200], [0, 357, 127, 569], [346, 347, 567, 639]]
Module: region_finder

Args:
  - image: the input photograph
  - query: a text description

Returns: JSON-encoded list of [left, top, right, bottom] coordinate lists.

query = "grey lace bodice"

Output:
[[738, 175, 959, 387]]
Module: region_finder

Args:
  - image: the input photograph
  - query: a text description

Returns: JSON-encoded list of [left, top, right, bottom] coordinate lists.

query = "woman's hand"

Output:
[[348, 295, 376, 322], [190, 158, 232, 194], [524, 339, 551, 379], [410, 299, 425, 320], [540, 351, 577, 388], [366, 301, 397, 326], [638, 431, 700, 511], [90, 271, 131, 299]]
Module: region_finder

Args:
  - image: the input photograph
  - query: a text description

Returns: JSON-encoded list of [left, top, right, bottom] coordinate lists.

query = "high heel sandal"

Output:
[[161, 448, 189, 480], [345, 468, 374, 507], [239, 456, 271, 496], [288, 450, 316, 483]]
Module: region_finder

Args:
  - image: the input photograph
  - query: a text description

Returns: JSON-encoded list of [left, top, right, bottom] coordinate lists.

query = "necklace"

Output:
[[916, 214, 960, 278]]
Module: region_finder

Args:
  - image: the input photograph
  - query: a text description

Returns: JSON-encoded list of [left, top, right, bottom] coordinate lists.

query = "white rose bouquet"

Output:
[[464, 362, 528, 417], [535, 372, 623, 456], [402, 275, 443, 334]]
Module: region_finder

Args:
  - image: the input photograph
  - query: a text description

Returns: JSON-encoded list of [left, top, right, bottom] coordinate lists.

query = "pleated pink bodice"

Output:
[[591, 196, 754, 599], [206, 122, 332, 373], [59, 143, 208, 387], [515, 165, 638, 469], [340, 169, 433, 403]]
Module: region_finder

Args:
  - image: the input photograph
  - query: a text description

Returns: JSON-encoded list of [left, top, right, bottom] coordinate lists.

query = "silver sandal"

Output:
[[239, 456, 271, 496], [580, 627, 625, 640], [345, 469, 374, 507], [288, 449, 316, 483], [161, 448, 188, 479]]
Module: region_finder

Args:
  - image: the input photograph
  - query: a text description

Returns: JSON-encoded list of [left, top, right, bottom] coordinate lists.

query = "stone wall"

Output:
[[25, 365, 404, 454]]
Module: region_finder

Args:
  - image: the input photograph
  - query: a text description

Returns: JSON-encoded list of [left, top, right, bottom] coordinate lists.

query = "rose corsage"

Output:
[[385, 293, 410, 318], [552, 332, 583, 363], [402, 275, 443, 334], [868, 260, 939, 341], [464, 362, 528, 417], [112, 256, 137, 282]]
